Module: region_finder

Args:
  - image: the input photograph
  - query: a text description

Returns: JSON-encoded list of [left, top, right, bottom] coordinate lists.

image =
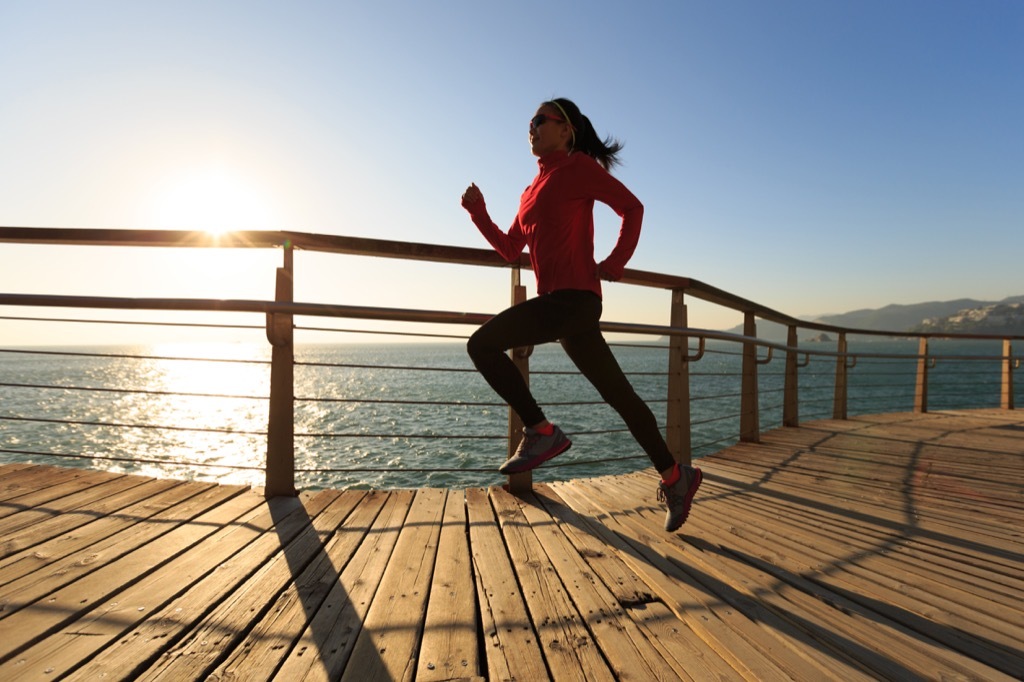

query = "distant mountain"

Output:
[[724, 295, 1024, 341]]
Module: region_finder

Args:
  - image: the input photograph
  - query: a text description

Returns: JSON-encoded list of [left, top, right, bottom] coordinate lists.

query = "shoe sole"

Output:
[[499, 440, 572, 475], [667, 466, 703, 532]]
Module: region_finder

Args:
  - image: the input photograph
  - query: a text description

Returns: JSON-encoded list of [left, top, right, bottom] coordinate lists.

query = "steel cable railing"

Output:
[[0, 380, 266, 401], [799, 359, 839, 422], [0, 336, 272, 480], [286, 329, 692, 480], [6, 323, 1015, 473], [0, 414, 268, 436], [2, 325, 1018, 487]]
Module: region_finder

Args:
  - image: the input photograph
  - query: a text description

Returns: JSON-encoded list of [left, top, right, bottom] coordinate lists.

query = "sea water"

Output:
[[0, 339, 1016, 490]]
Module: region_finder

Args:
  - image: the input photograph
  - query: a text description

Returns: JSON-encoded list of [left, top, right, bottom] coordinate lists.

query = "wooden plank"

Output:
[[0, 465, 92, 503], [515, 487, 681, 680], [0, 488, 264, 668], [0, 483, 246, 619], [488, 486, 616, 681], [340, 488, 447, 681], [464, 487, 547, 682], [0, 479, 206, 585], [624, 601, 749, 682], [199, 489, 387, 681], [0, 467, 120, 518], [0, 462, 35, 475], [684, 490, 1021, 678], [530, 486, 655, 608], [0, 489, 283, 679], [270, 489, 414, 681], [703, 463, 1024, 588], [730, 478, 1024, 609], [416, 489, 480, 682], [0, 410, 1020, 681], [687, 487, 1024, 676], [600, 491, 881, 679], [0, 477, 178, 561], [0, 473, 145, 538], [549, 477, 796, 682], [680, 500, 1019, 681], [532, 485, 738, 681], [751, 431, 1023, 518], [582, 474, 867, 681], [70, 490, 351, 681], [706, 452, 1024, 570], [0, 464, 52, 501], [705, 467, 1024, 623], [631, 426, 1023, 680]]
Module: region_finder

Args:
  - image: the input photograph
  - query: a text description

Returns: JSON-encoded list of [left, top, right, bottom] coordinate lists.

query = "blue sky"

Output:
[[1, 1, 1021, 344]]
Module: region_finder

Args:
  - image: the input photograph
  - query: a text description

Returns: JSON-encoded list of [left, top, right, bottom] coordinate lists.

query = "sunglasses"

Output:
[[529, 113, 567, 130]]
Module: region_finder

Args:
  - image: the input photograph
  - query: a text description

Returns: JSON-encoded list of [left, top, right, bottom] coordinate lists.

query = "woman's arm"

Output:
[[584, 166, 644, 281], [461, 183, 527, 263]]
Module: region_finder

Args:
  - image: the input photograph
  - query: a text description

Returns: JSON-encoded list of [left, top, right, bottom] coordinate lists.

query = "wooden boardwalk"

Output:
[[0, 409, 1021, 681]]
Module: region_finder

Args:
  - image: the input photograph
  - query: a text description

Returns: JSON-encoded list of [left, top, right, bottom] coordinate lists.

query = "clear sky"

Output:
[[1, 0, 1021, 345]]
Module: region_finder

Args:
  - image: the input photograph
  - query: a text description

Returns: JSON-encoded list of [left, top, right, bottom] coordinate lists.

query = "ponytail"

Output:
[[546, 98, 624, 171]]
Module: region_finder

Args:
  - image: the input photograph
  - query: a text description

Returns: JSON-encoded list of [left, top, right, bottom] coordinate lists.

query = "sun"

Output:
[[151, 166, 275, 235]]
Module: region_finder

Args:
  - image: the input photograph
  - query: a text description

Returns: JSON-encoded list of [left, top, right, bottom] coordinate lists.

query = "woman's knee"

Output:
[[467, 328, 497, 364]]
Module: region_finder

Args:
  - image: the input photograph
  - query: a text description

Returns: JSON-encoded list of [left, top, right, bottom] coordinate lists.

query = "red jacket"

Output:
[[464, 150, 644, 298]]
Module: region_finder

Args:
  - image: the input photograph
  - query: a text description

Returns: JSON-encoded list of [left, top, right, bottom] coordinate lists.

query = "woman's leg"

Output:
[[467, 291, 597, 426], [562, 322, 704, 531], [560, 326, 678, 473]]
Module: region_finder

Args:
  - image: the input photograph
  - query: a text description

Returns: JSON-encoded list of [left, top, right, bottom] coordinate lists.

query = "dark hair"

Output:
[[546, 97, 624, 171]]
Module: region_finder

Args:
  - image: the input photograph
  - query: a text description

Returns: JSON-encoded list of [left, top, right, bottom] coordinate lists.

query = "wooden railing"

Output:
[[1, 227, 1020, 497]]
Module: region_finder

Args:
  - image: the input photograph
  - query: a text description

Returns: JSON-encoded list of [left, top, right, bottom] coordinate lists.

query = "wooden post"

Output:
[[914, 337, 929, 414], [665, 289, 691, 465], [739, 312, 760, 443], [507, 268, 532, 494], [833, 333, 848, 420], [265, 245, 295, 497], [783, 325, 799, 427], [1001, 339, 1014, 410]]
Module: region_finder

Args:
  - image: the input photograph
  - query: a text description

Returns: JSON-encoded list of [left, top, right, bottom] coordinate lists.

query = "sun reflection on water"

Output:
[[104, 342, 271, 486]]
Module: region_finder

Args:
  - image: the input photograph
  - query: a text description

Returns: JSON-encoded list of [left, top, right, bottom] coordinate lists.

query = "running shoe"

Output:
[[659, 465, 703, 531], [499, 425, 572, 474]]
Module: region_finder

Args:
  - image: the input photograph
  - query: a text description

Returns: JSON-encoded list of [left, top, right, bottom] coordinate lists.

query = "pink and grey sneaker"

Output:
[[499, 424, 572, 475], [659, 465, 703, 531]]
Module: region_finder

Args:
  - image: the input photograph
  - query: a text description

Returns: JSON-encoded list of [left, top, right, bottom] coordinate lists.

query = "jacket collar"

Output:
[[537, 149, 572, 173]]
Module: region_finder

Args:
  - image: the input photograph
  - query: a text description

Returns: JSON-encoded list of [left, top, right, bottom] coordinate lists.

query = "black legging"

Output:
[[467, 289, 676, 472]]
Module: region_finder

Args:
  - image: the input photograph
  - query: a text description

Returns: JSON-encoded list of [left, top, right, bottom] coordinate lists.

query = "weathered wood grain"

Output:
[[0, 409, 1020, 681]]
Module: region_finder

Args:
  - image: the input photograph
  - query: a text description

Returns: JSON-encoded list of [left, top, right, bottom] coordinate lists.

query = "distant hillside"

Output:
[[725, 295, 1024, 341], [911, 301, 1024, 334]]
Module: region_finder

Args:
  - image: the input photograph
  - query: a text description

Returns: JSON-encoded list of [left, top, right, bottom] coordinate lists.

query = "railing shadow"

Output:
[[703, 421, 1024, 564], [505, 411, 1024, 680], [230, 490, 394, 680], [526, 485, 892, 676]]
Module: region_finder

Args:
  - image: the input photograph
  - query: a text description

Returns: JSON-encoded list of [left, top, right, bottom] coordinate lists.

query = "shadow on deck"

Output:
[[0, 409, 1021, 680]]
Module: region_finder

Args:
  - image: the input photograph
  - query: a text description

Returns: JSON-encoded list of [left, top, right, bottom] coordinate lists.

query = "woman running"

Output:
[[460, 97, 702, 531]]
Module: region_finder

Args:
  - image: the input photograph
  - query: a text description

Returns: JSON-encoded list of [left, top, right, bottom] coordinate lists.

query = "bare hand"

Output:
[[461, 182, 483, 207], [596, 261, 620, 281]]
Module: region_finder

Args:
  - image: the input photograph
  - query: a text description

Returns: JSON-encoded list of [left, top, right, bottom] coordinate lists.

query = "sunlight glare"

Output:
[[108, 341, 271, 486], [151, 166, 275, 235], [147, 341, 270, 394]]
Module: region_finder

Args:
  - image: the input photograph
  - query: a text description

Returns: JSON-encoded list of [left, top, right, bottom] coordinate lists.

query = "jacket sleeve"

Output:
[[463, 199, 527, 263], [588, 162, 644, 280]]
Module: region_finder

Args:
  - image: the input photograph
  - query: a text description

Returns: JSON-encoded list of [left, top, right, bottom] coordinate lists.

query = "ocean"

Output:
[[0, 338, 1017, 490]]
